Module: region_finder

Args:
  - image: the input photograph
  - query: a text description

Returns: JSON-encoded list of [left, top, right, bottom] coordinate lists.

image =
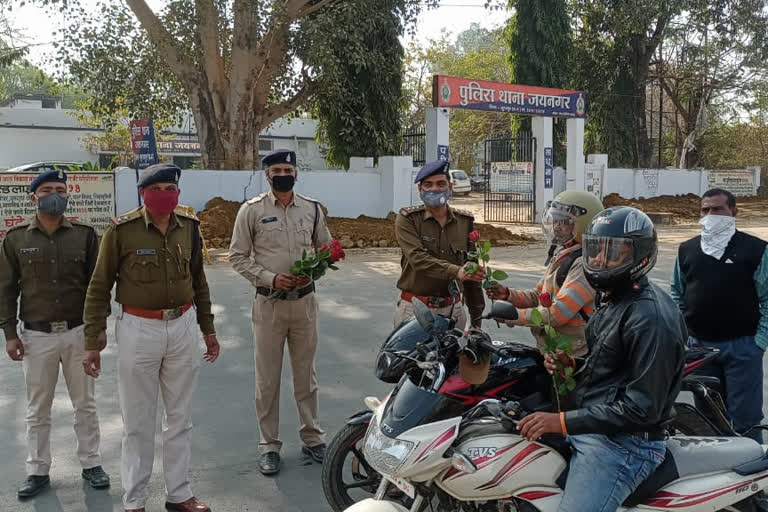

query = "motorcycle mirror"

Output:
[[411, 297, 436, 334], [483, 301, 519, 321], [448, 280, 461, 298]]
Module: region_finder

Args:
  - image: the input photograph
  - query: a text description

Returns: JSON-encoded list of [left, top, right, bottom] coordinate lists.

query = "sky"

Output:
[[5, 0, 508, 73]]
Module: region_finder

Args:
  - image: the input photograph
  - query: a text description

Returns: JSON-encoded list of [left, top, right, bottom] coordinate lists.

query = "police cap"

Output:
[[414, 160, 449, 184], [29, 169, 67, 193], [262, 149, 296, 169], [137, 163, 181, 188]]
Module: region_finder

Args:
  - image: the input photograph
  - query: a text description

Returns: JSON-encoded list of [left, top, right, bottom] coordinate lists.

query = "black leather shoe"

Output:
[[260, 451, 281, 475], [302, 443, 326, 463], [18, 475, 50, 498], [82, 466, 110, 489]]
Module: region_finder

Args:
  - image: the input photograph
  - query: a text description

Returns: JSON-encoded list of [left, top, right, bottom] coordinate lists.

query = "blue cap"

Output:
[[262, 149, 296, 168], [29, 169, 67, 193], [414, 160, 449, 184], [137, 163, 181, 188]]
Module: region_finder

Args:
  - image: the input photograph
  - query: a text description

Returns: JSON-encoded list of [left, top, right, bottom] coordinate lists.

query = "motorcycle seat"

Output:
[[666, 436, 764, 477]]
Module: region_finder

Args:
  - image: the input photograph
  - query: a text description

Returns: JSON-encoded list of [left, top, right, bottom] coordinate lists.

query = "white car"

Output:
[[449, 169, 471, 196]]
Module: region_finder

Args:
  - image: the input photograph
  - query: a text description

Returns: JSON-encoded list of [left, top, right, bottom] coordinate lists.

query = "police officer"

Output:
[[82, 164, 219, 512], [394, 160, 485, 329], [229, 149, 332, 475], [0, 169, 110, 498]]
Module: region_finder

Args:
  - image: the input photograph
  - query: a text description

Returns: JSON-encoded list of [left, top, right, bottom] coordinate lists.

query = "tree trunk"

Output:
[[631, 45, 652, 168]]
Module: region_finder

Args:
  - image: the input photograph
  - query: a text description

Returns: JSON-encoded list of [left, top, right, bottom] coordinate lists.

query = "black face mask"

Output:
[[271, 174, 295, 192]]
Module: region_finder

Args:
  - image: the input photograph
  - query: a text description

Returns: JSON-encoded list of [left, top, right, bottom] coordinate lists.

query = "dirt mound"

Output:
[[197, 198, 535, 249], [602, 192, 768, 223]]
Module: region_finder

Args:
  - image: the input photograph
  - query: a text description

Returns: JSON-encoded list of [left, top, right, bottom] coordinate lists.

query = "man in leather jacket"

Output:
[[518, 206, 687, 511]]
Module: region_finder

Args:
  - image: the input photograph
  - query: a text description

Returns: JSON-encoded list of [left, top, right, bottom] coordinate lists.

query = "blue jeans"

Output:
[[558, 434, 665, 512], [688, 335, 764, 442]]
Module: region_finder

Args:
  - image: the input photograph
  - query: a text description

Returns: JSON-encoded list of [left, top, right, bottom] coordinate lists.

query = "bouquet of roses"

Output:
[[269, 240, 346, 300]]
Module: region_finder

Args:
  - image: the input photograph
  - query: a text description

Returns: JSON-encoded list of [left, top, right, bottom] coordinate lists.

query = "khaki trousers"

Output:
[[252, 292, 324, 455], [393, 297, 467, 331], [20, 324, 102, 476], [116, 307, 202, 509]]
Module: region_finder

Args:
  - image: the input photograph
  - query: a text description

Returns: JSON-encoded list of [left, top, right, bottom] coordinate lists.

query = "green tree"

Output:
[[505, 0, 571, 162], [20, 0, 438, 170]]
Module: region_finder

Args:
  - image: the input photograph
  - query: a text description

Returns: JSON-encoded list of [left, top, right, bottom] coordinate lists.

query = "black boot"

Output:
[[18, 475, 50, 498]]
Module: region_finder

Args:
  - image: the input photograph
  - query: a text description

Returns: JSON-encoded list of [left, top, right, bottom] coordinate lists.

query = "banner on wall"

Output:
[[433, 75, 587, 118], [0, 172, 115, 239], [707, 171, 755, 196], [129, 119, 159, 169]]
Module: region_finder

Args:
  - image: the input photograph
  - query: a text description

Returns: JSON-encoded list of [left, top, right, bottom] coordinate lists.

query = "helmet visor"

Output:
[[583, 235, 635, 272], [542, 201, 578, 243]]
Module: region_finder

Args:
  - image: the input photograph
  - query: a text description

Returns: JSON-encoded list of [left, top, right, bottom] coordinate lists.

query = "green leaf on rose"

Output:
[[564, 366, 574, 377], [545, 324, 557, 339], [566, 377, 577, 392], [481, 253, 490, 263], [530, 308, 543, 326], [328, 264, 339, 270], [482, 240, 491, 253], [491, 269, 508, 280], [465, 262, 478, 274], [302, 248, 307, 260], [467, 251, 479, 260], [482, 279, 497, 289]]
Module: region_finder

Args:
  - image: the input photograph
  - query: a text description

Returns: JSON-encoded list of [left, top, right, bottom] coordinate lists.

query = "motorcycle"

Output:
[[323, 298, 730, 511], [345, 300, 768, 512]]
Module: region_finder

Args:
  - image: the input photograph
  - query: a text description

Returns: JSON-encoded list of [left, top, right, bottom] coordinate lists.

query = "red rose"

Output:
[[330, 239, 345, 263], [469, 230, 480, 243], [320, 244, 329, 252], [539, 292, 553, 308]]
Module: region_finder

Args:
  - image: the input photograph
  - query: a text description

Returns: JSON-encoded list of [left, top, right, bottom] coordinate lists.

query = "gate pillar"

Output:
[[532, 116, 553, 222], [425, 107, 451, 164], [566, 117, 586, 191]]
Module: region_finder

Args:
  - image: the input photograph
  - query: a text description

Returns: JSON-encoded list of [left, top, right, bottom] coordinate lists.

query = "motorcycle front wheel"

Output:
[[323, 423, 386, 512]]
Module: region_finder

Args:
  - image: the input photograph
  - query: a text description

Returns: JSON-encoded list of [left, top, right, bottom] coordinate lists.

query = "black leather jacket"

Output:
[[564, 277, 687, 436]]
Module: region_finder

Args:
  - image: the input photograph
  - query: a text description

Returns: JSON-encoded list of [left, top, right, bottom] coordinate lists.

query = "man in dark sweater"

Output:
[[671, 188, 768, 441]]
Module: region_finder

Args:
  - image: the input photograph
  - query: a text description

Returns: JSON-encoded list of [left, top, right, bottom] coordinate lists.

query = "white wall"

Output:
[[114, 157, 417, 218], [598, 167, 760, 199], [0, 127, 99, 168]]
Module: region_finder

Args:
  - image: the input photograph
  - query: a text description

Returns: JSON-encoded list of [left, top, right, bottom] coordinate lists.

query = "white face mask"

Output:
[[699, 214, 736, 260]]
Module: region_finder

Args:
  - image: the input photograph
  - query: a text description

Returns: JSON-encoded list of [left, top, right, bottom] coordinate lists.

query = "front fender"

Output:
[[343, 499, 409, 512], [346, 410, 373, 425]]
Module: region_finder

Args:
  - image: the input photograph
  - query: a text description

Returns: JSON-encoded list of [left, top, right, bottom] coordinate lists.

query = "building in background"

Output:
[[0, 94, 330, 170]]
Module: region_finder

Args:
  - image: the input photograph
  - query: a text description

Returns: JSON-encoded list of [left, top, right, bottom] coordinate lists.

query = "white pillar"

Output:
[[566, 118, 586, 191], [425, 107, 450, 164], [532, 116, 553, 222]]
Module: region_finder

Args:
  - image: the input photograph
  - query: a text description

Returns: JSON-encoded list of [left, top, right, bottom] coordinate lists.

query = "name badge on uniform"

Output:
[[136, 249, 157, 255], [19, 247, 40, 254], [421, 235, 436, 243], [261, 217, 278, 224]]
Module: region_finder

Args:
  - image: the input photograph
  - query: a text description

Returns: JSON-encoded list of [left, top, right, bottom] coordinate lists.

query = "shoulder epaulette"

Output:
[[296, 192, 321, 204], [453, 208, 475, 219], [174, 205, 199, 221], [6, 222, 30, 234], [246, 192, 269, 205], [399, 204, 425, 216], [69, 219, 95, 229], [111, 208, 142, 226]]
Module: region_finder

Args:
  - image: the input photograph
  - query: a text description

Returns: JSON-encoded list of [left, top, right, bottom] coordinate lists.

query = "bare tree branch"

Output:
[[124, 0, 195, 79], [298, 0, 336, 18], [196, 0, 227, 114]]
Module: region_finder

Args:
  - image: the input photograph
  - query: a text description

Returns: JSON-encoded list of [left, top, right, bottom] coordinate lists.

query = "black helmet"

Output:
[[582, 206, 657, 291]]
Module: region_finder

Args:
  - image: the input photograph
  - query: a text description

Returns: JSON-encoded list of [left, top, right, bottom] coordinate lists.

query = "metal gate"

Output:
[[483, 134, 536, 223], [401, 131, 426, 167]]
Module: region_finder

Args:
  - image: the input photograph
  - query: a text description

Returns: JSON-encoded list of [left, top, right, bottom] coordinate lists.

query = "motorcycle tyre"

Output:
[[323, 423, 379, 512]]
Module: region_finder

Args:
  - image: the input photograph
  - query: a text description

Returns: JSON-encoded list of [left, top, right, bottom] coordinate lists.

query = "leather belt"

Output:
[[400, 291, 462, 308], [24, 320, 83, 333], [123, 302, 193, 321], [630, 430, 667, 441], [257, 282, 315, 300]]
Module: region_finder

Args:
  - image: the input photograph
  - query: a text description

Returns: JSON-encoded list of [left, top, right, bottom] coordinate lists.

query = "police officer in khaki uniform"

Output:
[[0, 169, 110, 498], [82, 164, 219, 512], [394, 160, 485, 328], [229, 149, 332, 476]]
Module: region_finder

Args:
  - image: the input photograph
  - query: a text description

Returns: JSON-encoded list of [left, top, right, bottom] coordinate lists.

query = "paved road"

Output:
[[1, 222, 766, 511]]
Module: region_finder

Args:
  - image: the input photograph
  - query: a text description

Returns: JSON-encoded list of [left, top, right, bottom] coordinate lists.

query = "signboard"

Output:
[[437, 144, 450, 162], [707, 171, 755, 196], [129, 119, 159, 169], [0, 173, 115, 239], [489, 161, 533, 194], [433, 75, 586, 118], [585, 163, 604, 199], [544, 148, 553, 189], [156, 137, 201, 154]]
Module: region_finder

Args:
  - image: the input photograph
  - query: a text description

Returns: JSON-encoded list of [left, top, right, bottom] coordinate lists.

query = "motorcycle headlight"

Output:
[[363, 416, 415, 475]]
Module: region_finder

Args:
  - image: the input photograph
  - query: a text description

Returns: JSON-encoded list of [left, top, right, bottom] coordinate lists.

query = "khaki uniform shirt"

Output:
[[394, 205, 485, 324], [229, 191, 332, 288], [0, 216, 99, 341], [83, 206, 214, 350]]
